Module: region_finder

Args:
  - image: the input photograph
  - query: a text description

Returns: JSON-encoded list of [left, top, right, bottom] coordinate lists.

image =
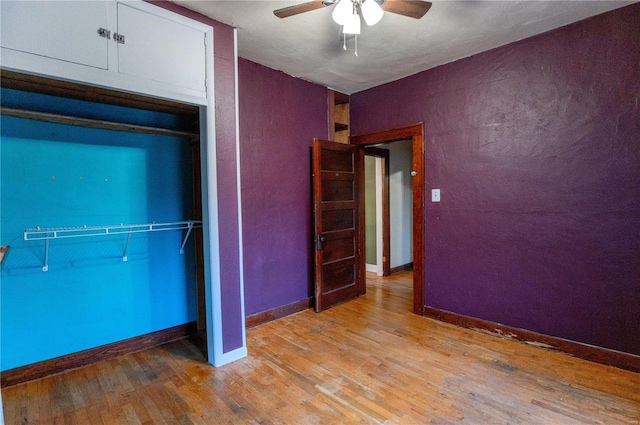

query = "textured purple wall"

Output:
[[238, 59, 328, 316], [153, 2, 244, 352], [351, 5, 640, 355], [214, 54, 243, 353]]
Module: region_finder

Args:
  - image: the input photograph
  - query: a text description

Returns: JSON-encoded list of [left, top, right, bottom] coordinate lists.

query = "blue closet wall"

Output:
[[0, 89, 197, 370]]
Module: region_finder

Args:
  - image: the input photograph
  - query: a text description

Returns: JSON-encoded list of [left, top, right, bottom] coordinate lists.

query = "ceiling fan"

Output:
[[274, 0, 432, 55]]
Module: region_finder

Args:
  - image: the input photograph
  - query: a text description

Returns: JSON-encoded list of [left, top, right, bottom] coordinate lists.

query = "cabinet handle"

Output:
[[114, 33, 125, 44], [97, 28, 111, 39]]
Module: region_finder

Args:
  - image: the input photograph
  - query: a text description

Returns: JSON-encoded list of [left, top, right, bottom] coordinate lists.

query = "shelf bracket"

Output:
[[43, 236, 49, 272], [123, 227, 133, 262], [180, 221, 195, 254]]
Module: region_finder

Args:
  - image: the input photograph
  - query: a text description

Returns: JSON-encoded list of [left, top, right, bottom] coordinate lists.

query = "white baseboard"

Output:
[[366, 263, 382, 276], [213, 346, 248, 367]]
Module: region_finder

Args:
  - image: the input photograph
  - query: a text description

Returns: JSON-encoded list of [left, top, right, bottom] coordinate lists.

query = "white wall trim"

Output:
[[366, 264, 379, 273], [200, 26, 224, 367], [374, 157, 383, 276], [233, 27, 247, 353], [208, 26, 247, 367], [218, 346, 248, 365]]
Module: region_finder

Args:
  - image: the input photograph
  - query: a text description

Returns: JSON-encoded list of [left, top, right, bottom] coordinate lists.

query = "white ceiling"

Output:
[[176, 1, 634, 94]]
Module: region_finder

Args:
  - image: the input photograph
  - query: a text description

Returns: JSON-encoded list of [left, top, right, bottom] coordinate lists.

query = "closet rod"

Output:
[[1, 107, 199, 140]]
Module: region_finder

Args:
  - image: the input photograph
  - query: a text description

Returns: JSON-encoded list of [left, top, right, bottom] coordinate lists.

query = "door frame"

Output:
[[350, 123, 425, 315], [363, 148, 391, 277]]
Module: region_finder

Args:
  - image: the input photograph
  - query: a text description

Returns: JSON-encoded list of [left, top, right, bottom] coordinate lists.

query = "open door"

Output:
[[312, 139, 365, 312]]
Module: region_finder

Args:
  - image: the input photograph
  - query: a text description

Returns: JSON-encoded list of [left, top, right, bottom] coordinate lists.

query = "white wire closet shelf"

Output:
[[24, 220, 202, 271]]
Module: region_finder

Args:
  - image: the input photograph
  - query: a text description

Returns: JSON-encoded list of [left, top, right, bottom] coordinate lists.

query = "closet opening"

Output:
[[0, 70, 207, 385]]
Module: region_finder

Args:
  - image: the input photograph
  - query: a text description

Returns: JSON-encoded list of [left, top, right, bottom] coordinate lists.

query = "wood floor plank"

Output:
[[2, 271, 640, 424], [24, 380, 38, 422], [121, 403, 144, 425]]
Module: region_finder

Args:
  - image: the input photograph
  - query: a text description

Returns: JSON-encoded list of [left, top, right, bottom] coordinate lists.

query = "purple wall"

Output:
[[153, 2, 244, 352], [351, 4, 640, 355], [238, 59, 328, 316]]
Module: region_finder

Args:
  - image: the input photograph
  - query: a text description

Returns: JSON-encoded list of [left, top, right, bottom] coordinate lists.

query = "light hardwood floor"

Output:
[[3, 271, 640, 424]]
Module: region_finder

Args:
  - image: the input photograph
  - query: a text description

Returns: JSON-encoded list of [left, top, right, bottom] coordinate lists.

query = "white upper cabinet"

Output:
[[0, 1, 110, 70], [117, 3, 206, 93], [0, 1, 210, 105]]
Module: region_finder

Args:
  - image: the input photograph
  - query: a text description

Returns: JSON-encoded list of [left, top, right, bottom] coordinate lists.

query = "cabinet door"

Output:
[[0, 1, 110, 70], [116, 3, 206, 93]]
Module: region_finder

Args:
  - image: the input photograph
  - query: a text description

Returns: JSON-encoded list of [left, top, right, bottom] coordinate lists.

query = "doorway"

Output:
[[351, 123, 425, 315], [364, 139, 414, 278], [364, 148, 390, 277]]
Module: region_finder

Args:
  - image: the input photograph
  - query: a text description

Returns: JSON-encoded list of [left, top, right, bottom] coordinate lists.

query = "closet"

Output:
[[0, 0, 234, 382]]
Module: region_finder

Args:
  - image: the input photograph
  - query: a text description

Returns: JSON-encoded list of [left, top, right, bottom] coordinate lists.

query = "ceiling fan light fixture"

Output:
[[273, 0, 433, 57], [342, 12, 361, 35], [361, 0, 383, 26], [332, 0, 353, 26]]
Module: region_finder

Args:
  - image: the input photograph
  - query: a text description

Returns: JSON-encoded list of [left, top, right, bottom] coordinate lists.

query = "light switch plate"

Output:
[[432, 189, 441, 202]]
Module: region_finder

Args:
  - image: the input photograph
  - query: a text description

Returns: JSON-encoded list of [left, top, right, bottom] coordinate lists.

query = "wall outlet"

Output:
[[432, 189, 441, 202]]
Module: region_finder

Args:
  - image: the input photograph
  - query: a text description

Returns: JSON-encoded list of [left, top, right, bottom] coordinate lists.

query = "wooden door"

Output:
[[312, 139, 365, 312]]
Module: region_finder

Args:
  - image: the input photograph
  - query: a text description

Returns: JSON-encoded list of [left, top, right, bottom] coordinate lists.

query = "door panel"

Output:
[[322, 209, 354, 231], [323, 264, 355, 292], [322, 180, 354, 201], [321, 149, 354, 171], [313, 139, 364, 312], [323, 236, 355, 263]]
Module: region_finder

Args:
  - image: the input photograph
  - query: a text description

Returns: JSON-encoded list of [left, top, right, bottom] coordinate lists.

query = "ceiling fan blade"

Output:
[[274, 1, 326, 18], [381, 0, 432, 19]]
